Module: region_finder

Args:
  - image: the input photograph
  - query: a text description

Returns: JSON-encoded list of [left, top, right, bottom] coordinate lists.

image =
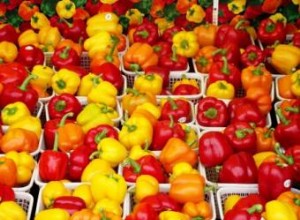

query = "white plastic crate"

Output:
[[192, 58, 210, 77], [274, 76, 298, 101], [38, 90, 55, 103], [15, 191, 34, 220]]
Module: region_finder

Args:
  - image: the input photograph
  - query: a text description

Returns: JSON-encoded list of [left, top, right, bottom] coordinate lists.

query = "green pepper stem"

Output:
[[266, 22, 275, 33], [204, 107, 218, 119], [136, 30, 149, 39], [54, 100, 66, 112], [129, 64, 141, 72], [197, 56, 208, 67], [19, 74, 38, 91], [94, 130, 108, 144], [221, 56, 230, 75], [126, 88, 140, 96], [58, 112, 74, 127], [168, 97, 178, 110], [145, 74, 155, 81], [53, 131, 59, 152], [100, 104, 113, 114], [106, 35, 120, 62], [276, 108, 290, 125], [169, 115, 175, 128], [235, 19, 246, 30], [274, 143, 294, 165], [123, 158, 141, 174], [263, 128, 274, 139], [191, 217, 204, 220], [5, 107, 17, 116], [285, 107, 300, 113], [212, 48, 226, 56], [56, 79, 66, 89], [235, 128, 253, 139], [59, 46, 71, 59], [60, 18, 73, 28], [252, 63, 264, 76], [247, 204, 263, 214], [123, 123, 137, 132], [294, 198, 300, 206], [171, 46, 178, 62]]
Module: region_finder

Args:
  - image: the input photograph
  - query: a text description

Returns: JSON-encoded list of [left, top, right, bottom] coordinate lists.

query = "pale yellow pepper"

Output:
[[42, 181, 71, 208], [135, 175, 159, 202], [0, 41, 18, 63]]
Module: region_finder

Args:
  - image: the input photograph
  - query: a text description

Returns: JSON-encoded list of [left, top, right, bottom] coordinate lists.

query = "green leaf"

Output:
[[279, 3, 300, 23], [5, 9, 23, 27], [163, 3, 180, 22], [41, 0, 59, 17], [72, 0, 87, 7], [134, 0, 153, 15], [198, 0, 213, 8], [119, 15, 129, 33]]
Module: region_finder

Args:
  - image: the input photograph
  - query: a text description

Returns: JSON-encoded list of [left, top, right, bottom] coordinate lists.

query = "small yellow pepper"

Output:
[[186, 4, 206, 23], [77, 73, 102, 96], [35, 208, 70, 220], [159, 211, 190, 220], [31, 12, 50, 29], [18, 29, 39, 47], [72, 184, 94, 209], [206, 80, 235, 99], [98, 103, 119, 120], [93, 198, 122, 216], [84, 31, 113, 58], [38, 26, 62, 49], [125, 9, 144, 26], [1, 102, 31, 125], [262, 200, 297, 220], [228, 0, 246, 14], [9, 115, 42, 139], [31, 65, 55, 89], [100, 0, 118, 4], [51, 68, 81, 95], [169, 162, 199, 182], [270, 13, 287, 26], [180, 124, 198, 149], [155, 18, 174, 36], [56, 0, 76, 19], [135, 174, 159, 202], [128, 144, 154, 161], [134, 102, 161, 119], [172, 31, 199, 58], [0, 41, 18, 63], [81, 158, 115, 182], [134, 73, 163, 96], [0, 201, 27, 220], [291, 71, 300, 97], [42, 181, 71, 208]]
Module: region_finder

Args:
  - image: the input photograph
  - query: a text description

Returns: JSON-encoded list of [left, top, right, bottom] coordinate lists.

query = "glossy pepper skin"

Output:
[[61, 19, 88, 43], [197, 97, 229, 127], [257, 18, 286, 45], [162, 26, 182, 44], [52, 196, 86, 215], [205, 3, 234, 25], [48, 94, 82, 120], [241, 45, 265, 67], [224, 204, 263, 220], [0, 183, 15, 202], [144, 65, 170, 88], [133, 22, 159, 45], [198, 131, 233, 168], [160, 98, 191, 124], [16, 45, 45, 70], [125, 202, 159, 220], [213, 42, 241, 66], [0, 24, 18, 44], [219, 151, 258, 184], [286, 145, 300, 183], [51, 46, 80, 70], [0, 62, 28, 86], [159, 50, 188, 72]]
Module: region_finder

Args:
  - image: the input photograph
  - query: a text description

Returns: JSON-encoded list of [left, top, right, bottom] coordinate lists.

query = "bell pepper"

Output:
[[125, 8, 144, 26], [123, 155, 167, 183], [72, 184, 94, 209], [77, 73, 101, 96], [257, 18, 286, 45], [206, 80, 235, 100], [134, 73, 163, 96], [0, 41, 18, 63], [224, 204, 263, 220], [96, 103, 119, 121], [162, 26, 182, 45], [61, 19, 88, 43], [241, 45, 265, 67], [0, 128, 39, 153], [17, 29, 39, 48], [119, 115, 153, 150], [160, 98, 191, 124], [30, 11, 50, 29], [8, 115, 42, 138], [134, 174, 159, 202], [291, 71, 300, 97], [38, 26, 62, 50], [255, 127, 276, 152], [51, 68, 81, 95], [213, 43, 241, 67], [286, 145, 300, 183], [169, 162, 199, 182], [159, 211, 189, 220], [90, 43, 120, 69], [194, 45, 217, 73], [57, 39, 82, 57], [51, 46, 80, 70], [35, 208, 70, 220], [172, 31, 199, 58], [198, 131, 233, 167], [18, 1, 39, 21], [153, 41, 172, 58], [48, 94, 82, 120], [292, 31, 300, 47], [16, 45, 44, 70], [125, 202, 159, 220], [182, 201, 213, 220], [186, 4, 205, 23], [277, 75, 296, 99], [38, 131, 69, 182], [0, 183, 15, 202], [90, 173, 127, 203], [144, 65, 170, 88], [223, 121, 257, 154], [30, 65, 55, 90], [92, 198, 122, 217], [129, 144, 155, 161], [245, 86, 272, 116], [56, 0, 76, 19], [0, 62, 28, 87], [81, 158, 115, 182], [219, 151, 258, 184], [277, 190, 300, 219], [52, 196, 86, 215], [84, 31, 113, 58], [159, 49, 188, 72], [270, 44, 300, 75], [0, 201, 27, 220], [262, 200, 297, 220], [70, 209, 100, 220], [0, 24, 18, 44], [0, 157, 17, 187], [254, 151, 276, 169], [133, 22, 159, 45], [196, 97, 229, 127], [159, 137, 197, 173], [172, 75, 200, 95], [1, 101, 31, 125]]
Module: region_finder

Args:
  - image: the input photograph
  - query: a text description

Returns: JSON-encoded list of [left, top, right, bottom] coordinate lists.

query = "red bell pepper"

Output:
[[292, 32, 300, 47], [0, 24, 18, 44], [68, 145, 94, 181], [85, 0, 102, 16], [241, 45, 265, 67], [196, 97, 229, 127], [125, 202, 159, 220], [233, 194, 267, 212], [133, 22, 159, 46], [173, 84, 199, 96], [159, 50, 188, 71], [16, 45, 45, 70], [198, 131, 233, 168], [153, 41, 172, 57], [244, 5, 263, 19], [0, 62, 28, 86], [50, 15, 68, 34], [218, 151, 258, 184], [64, 65, 88, 78], [274, 108, 300, 150], [48, 93, 82, 120], [0, 183, 15, 202], [112, 0, 133, 16], [223, 121, 257, 154], [161, 26, 182, 44], [91, 62, 124, 93], [144, 65, 170, 88], [213, 43, 241, 66], [150, 117, 185, 151], [84, 124, 119, 151], [123, 155, 167, 183], [286, 145, 300, 183], [160, 98, 191, 123], [52, 196, 86, 215], [257, 18, 286, 45], [208, 56, 242, 90], [61, 19, 88, 43], [0, 74, 38, 113], [224, 204, 263, 220], [38, 131, 69, 182], [205, 3, 234, 25], [51, 46, 80, 70]]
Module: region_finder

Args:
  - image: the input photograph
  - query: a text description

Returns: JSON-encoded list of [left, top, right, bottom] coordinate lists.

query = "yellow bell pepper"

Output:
[[1, 102, 31, 125], [291, 71, 300, 97], [87, 80, 118, 108], [18, 29, 39, 47], [56, 0, 76, 19], [271, 44, 300, 75], [93, 198, 122, 216], [81, 158, 115, 182], [134, 175, 159, 202], [5, 151, 35, 186], [72, 184, 94, 209], [292, 0, 299, 5], [206, 80, 235, 99], [159, 211, 190, 220], [186, 4, 206, 23], [90, 173, 127, 204], [125, 9, 144, 26], [86, 12, 123, 36], [51, 68, 81, 95], [133, 73, 163, 96], [0, 201, 26, 220], [180, 124, 198, 149], [98, 103, 119, 120], [119, 115, 153, 150], [172, 75, 199, 93], [135, 102, 161, 119], [172, 31, 199, 58], [169, 162, 199, 182], [92, 137, 128, 167], [100, 0, 118, 4], [77, 73, 102, 96], [155, 18, 174, 36], [270, 13, 287, 26], [42, 181, 71, 208], [84, 31, 113, 58], [31, 65, 55, 89], [9, 116, 42, 139], [38, 26, 62, 49], [35, 208, 70, 220], [262, 200, 297, 220], [228, 0, 246, 14], [253, 151, 276, 168], [31, 12, 50, 29], [0, 41, 18, 63], [224, 195, 241, 213], [128, 144, 154, 160], [76, 103, 113, 133]]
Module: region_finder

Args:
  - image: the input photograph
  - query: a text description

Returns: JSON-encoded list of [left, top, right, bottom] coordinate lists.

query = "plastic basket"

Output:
[[123, 185, 216, 220], [15, 191, 34, 220], [13, 167, 37, 193], [192, 58, 210, 77], [38, 90, 55, 103], [275, 76, 298, 101]]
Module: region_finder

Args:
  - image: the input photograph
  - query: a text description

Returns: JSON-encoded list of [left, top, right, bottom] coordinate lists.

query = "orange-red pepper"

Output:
[[194, 46, 217, 73], [246, 86, 272, 115], [255, 127, 276, 152], [0, 157, 17, 187]]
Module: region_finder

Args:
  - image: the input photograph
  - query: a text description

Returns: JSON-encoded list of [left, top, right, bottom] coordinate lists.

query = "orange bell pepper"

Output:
[[194, 45, 217, 73], [123, 42, 158, 72], [277, 75, 296, 99], [176, 0, 197, 14], [246, 86, 272, 115], [255, 127, 276, 152], [56, 39, 83, 57], [0, 157, 17, 187], [182, 201, 213, 220], [18, 1, 39, 21], [277, 191, 300, 219], [193, 24, 218, 47], [116, 34, 127, 52], [159, 137, 198, 173], [169, 173, 205, 203], [278, 99, 299, 119]]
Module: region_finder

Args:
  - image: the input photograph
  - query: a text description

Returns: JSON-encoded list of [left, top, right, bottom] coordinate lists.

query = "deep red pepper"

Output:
[[61, 19, 88, 43], [213, 43, 241, 66], [52, 196, 86, 215], [48, 93, 82, 120], [50, 15, 68, 34], [198, 131, 233, 168], [159, 50, 188, 71], [16, 45, 45, 70], [286, 145, 300, 183], [152, 41, 172, 57], [144, 65, 170, 88], [0, 75, 38, 113], [224, 204, 263, 220], [64, 65, 88, 78], [112, 0, 133, 16], [51, 46, 80, 70], [174, 14, 196, 31], [173, 84, 199, 95], [84, 124, 119, 151], [160, 98, 191, 123], [0, 183, 15, 202], [161, 26, 182, 44], [196, 97, 229, 127], [0, 62, 28, 86], [208, 56, 242, 90], [292, 31, 300, 47], [233, 194, 267, 212], [85, 0, 102, 16], [125, 202, 159, 220], [223, 121, 257, 154], [133, 22, 159, 45], [257, 18, 286, 45], [205, 3, 235, 25], [241, 45, 265, 67], [0, 24, 18, 44], [38, 131, 69, 182], [150, 118, 185, 151], [123, 155, 167, 183], [4, 0, 22, 10], [218, 151, 258, 184]]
